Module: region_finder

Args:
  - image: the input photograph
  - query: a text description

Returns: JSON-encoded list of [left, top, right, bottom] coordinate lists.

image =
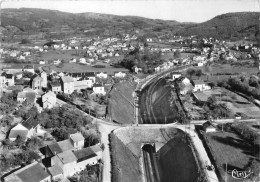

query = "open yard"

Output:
[[191, 87, 260, 119], [108, 80, 136, 124], [201, 130, 259, 182]]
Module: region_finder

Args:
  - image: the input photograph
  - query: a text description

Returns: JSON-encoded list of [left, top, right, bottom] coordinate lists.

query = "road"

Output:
[[95, 119, 119, 182]]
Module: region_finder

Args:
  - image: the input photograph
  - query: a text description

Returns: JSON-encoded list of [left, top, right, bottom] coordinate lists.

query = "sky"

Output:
[[2, 0, 259, 23]]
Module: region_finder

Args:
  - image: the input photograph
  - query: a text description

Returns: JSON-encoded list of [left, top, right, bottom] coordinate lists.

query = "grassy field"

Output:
[[189, 63, 260, 82], [40, 50, 82, 61], [111, 126, 202, 182], [45, 63, 129, 75], [201, 130, 259, 182], [108, 80, 136, 124]]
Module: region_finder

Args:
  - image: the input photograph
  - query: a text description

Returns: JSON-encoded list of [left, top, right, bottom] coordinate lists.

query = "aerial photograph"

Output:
[[0, 0, 259, 182]]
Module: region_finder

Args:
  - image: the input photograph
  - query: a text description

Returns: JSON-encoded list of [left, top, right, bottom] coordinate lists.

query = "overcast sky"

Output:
[[2, 0, 259, 23]]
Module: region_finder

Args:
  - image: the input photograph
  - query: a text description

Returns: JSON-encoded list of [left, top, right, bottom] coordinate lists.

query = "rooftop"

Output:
[[57, 150, 77, 164], [48, 165, 63, 177], [22, 117, 38, 130], [193, 79, 205, 85], [61, 76, 74, 83], [57, 139, 74, 152], [15, 162, 50, 182], [70, 133, 84, 143], [73, 147, 97, 162]]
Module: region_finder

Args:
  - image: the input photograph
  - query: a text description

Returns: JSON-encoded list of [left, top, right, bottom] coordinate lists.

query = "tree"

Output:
[[174, 50, 181, 59], [208, 82, 216, 89], [186, 68, 196, 79], [204, 64, 212, 81], [20, 38, 31, 44], [195, 69, 203, 79]]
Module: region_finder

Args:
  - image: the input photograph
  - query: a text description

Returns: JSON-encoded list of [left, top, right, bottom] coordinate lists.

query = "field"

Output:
[[108, 80, 136, 124], [111, 126, 202, 182], [190, 63, 260, 82], [192, 87, 260, 118], [201, 130, 259, 182], [45, 63, 129, 75], [40, 50, 82, 61], [161, 52, 195, 61]]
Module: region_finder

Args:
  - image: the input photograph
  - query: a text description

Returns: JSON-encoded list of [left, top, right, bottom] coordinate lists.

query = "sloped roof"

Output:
[[22, 117, 38, 130], [25, 92, 36, 104], [50, 81, 61, 87], [48, 165, 63, 177], [57, 150, 77, 164], [57, 139, 74, 152], [42, 91, 56, 99], [193, 80, 205, 85], [70, 133, 84, 143], [33, 75, 43, 81], [61, 76, 74, 83], [15, 162, 50, 182], [48, 142, 63, 155], [73, 147, 97, 162]]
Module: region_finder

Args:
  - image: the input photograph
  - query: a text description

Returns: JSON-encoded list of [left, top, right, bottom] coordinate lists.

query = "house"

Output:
[[69, 132, 85, 150], [48, 165, 63, 181], [40, 71, 48, 88], [1, 72, 14, 86], [193, 80, 211, 92], [4, 162, 51, 182], [79, 58, 87, 64], [69, 58, 77, 63], [32, 76, 44, 90], [9, 117, 40, 141], [50, 144, 102, 177], [96, 72, 108, 79], [51, 150, 77, 177], [171, 72, 181, 80], [74, 78, 93, 91], [54, 59, 61, 65], [84, 72, 96, 83], [42, 91, 56, 109], [114, 71, 126, 78], [61, 76, 74, 94], [202, 121, 217, 133], [133, 66, 142, 73], [23, 65, 35, 74], [178, 77, 193, 95], [17, 88, 36, 104], [93, 84, 106, 95], [50, 81, 62, 94]]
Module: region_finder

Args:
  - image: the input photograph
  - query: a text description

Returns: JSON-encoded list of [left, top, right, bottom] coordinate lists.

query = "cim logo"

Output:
[[228, 169, 253, 179]]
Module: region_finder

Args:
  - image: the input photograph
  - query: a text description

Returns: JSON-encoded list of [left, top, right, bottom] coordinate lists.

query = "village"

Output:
[[0, 4, 260, 182]]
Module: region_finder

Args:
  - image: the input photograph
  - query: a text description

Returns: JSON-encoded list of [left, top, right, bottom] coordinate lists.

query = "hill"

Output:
[[176, 12, 259, 40], [0, 8, 184, 39], [1, 9, 259, 41]]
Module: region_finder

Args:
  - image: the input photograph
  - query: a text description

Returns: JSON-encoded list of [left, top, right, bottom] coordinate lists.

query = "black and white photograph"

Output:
[[0, 0, 259, 182]]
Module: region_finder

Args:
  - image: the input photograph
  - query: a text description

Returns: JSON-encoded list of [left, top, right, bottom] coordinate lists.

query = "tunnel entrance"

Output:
[[142, 144, 161, 182]]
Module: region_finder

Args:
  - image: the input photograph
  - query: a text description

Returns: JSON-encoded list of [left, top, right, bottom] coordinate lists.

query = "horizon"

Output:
[[2, 0, 259, 23]]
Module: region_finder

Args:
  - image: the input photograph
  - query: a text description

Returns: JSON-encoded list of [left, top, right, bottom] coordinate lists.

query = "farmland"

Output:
[[45, 63, 129, 75], [188, 63, 260, 82], [200, 129, 260, 182], [108, 80, 136, 124]]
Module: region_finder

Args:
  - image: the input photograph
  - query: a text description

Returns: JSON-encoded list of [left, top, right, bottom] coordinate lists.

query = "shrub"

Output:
[[20, 38, 31, 44]]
